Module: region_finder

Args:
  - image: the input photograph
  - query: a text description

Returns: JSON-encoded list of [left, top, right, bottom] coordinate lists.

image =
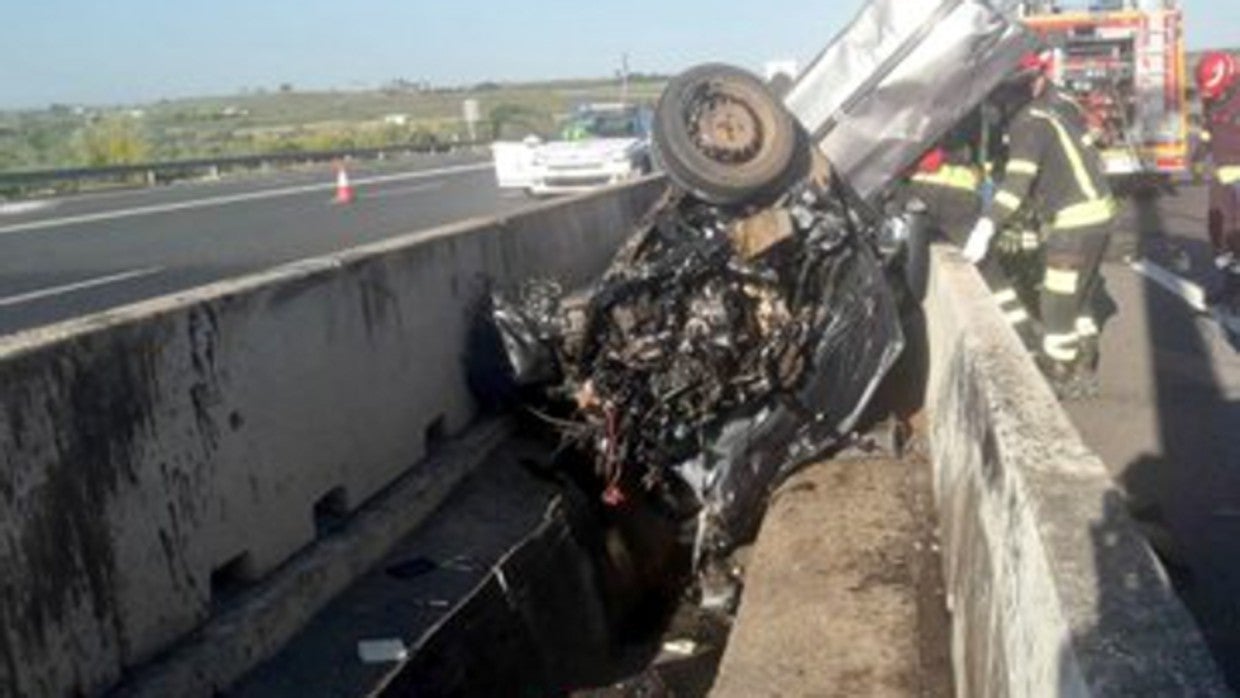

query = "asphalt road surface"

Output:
[[1066, 183, 1240, 691], [0, 153, 533, 336]]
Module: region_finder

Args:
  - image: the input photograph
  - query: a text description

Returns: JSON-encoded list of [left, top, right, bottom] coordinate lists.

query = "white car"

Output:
[[493, 105, 653, 196]]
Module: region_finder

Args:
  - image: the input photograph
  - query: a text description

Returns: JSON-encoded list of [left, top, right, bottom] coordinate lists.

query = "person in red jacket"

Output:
[[1198, 52, 1240, 275]]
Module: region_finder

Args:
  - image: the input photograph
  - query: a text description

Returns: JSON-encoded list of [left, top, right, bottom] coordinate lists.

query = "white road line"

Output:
[[1130, 259, 1209, 313], [0, 267, 165, 308], [0, 162, 491, 237], [0, 201, 57, 216]]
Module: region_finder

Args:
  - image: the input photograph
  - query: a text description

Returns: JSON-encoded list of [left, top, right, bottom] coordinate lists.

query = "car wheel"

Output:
[[654, 63, 800, 207]]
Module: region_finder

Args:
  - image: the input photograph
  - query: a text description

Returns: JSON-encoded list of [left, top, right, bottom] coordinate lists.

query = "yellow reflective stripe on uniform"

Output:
[[1021, 231, 1041, 250], [1053, 197, 1117, 229], [911, 165, 980, 191], [993, 288, 1020, 305], [1219, 166, 1240, 185], [1076, 316, 1099, 337], [1030, 108, 1100, 201], [992, 287, 1028, 324], [1044, 268, 1080, 295], [1005, 307, 1030, 325], [1007, 159, 1039, 176], [994, 190, 1023, 211], [1043, 333, 1079, 361]]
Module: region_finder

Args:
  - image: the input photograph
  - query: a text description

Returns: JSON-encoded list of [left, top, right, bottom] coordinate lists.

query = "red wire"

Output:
[[602, 405, 626, 507]]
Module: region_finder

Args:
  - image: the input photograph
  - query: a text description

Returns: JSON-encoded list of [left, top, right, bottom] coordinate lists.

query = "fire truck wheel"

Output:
[[654, 63, 801, 207]]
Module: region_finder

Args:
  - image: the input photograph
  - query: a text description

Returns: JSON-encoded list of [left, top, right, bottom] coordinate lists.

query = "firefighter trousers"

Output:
[[973, 255, 1037, 349], [1040, 223, 1111, 365]]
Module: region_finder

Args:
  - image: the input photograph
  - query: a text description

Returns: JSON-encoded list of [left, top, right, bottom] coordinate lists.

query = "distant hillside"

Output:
[[0, 77, 667, 172]]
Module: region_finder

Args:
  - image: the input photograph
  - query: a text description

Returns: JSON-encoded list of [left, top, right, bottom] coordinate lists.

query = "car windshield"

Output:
[[562, 112, 643, 140]]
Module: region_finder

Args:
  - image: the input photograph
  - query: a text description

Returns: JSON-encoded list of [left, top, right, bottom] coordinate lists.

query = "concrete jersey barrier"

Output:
[[923, 245, 1229, 696], [0, 178, 666, 698]]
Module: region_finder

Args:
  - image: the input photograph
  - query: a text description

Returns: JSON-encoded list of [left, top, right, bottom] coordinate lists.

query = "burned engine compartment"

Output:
[[423, 144, 917, 696], [491, 179, 906, 560], [411, 172, 912, 696], [479, 0, 1032, 568]]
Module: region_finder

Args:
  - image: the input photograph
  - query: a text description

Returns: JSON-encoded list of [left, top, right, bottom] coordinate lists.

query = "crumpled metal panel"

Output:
[[487, 185, 906, 555], [786, 0, 1032, 201]]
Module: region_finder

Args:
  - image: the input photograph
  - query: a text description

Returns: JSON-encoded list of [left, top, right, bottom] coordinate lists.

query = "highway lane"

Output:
[[0, 154, 535, 335], [0, 152, 487, 228], [1065, 184, 1240, 689]]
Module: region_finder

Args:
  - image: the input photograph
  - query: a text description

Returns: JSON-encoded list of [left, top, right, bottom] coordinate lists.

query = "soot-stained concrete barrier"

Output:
[[923, 244, 1229, 697], [0, 179, 666, 698]]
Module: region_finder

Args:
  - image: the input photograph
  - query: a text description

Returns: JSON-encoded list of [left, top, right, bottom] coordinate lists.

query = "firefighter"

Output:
[[1197, 51, 1240, 277], [902, 113, 984, 246], [964, 52, 1117, 393], [896, 108, 1043, 347]]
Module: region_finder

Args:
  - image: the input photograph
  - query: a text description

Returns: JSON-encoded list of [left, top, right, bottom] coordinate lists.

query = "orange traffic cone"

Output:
[[333, 164, 355, 205]]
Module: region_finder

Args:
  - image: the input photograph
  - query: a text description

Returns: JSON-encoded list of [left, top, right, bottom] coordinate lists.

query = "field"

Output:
[[0, 77, 667, 173]]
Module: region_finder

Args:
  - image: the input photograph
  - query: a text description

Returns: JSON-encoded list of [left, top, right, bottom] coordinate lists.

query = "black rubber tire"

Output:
[[653, 63, 799, 207]]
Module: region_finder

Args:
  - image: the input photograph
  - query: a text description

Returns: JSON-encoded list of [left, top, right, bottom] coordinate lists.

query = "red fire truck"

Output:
[[1022, 1, 1190, 178]]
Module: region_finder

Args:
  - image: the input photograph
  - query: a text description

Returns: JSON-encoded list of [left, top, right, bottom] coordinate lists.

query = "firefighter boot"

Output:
[[1071, 335, 1102, 399], [1036, 351, 1100, 402]]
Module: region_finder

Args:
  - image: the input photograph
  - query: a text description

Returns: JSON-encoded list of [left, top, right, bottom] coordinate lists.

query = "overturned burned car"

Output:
[[399, 2, 1032, 693], [493, 157, 905, 558], [488, 0, 1032, 557]]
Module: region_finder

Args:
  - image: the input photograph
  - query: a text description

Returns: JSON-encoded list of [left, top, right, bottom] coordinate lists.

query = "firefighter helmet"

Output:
[[994, 50, 1052, 113], [1002, 50, 1053, 91], [916, 147, 945, 173], [1197, 52, 1238, 101], [1017, 51, 1054, 76]]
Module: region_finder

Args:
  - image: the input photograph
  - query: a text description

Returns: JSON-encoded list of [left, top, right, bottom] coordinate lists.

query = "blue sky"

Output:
[[1, 0, 1237, 108]]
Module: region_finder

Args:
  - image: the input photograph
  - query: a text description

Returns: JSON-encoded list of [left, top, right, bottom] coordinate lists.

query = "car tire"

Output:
[[654, 63, 800, 207]]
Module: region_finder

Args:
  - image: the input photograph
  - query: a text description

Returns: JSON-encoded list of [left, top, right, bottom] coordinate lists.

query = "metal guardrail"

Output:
[[0, 141, 486, 190]]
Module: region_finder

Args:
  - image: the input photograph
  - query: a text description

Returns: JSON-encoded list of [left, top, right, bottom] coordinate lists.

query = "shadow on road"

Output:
[[1059, 489, 1230, 694], [1119, 189, 1240, 690]]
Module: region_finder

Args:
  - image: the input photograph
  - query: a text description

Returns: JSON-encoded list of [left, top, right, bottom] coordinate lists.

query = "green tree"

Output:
[[75, 118, 151, 167], [487, 103, 550, 140]]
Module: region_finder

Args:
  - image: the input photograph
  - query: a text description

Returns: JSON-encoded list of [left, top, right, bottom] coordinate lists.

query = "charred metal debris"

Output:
[[486, 63, 913, 564], [480, 54, 1019, 566], [490, 179, 904, 560]]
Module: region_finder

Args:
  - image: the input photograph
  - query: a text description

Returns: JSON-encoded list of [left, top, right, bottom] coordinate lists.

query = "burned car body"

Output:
[[493, 181, 904, 556], [390, 1, 1034, 693], [485, 0, 1030, 555]]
